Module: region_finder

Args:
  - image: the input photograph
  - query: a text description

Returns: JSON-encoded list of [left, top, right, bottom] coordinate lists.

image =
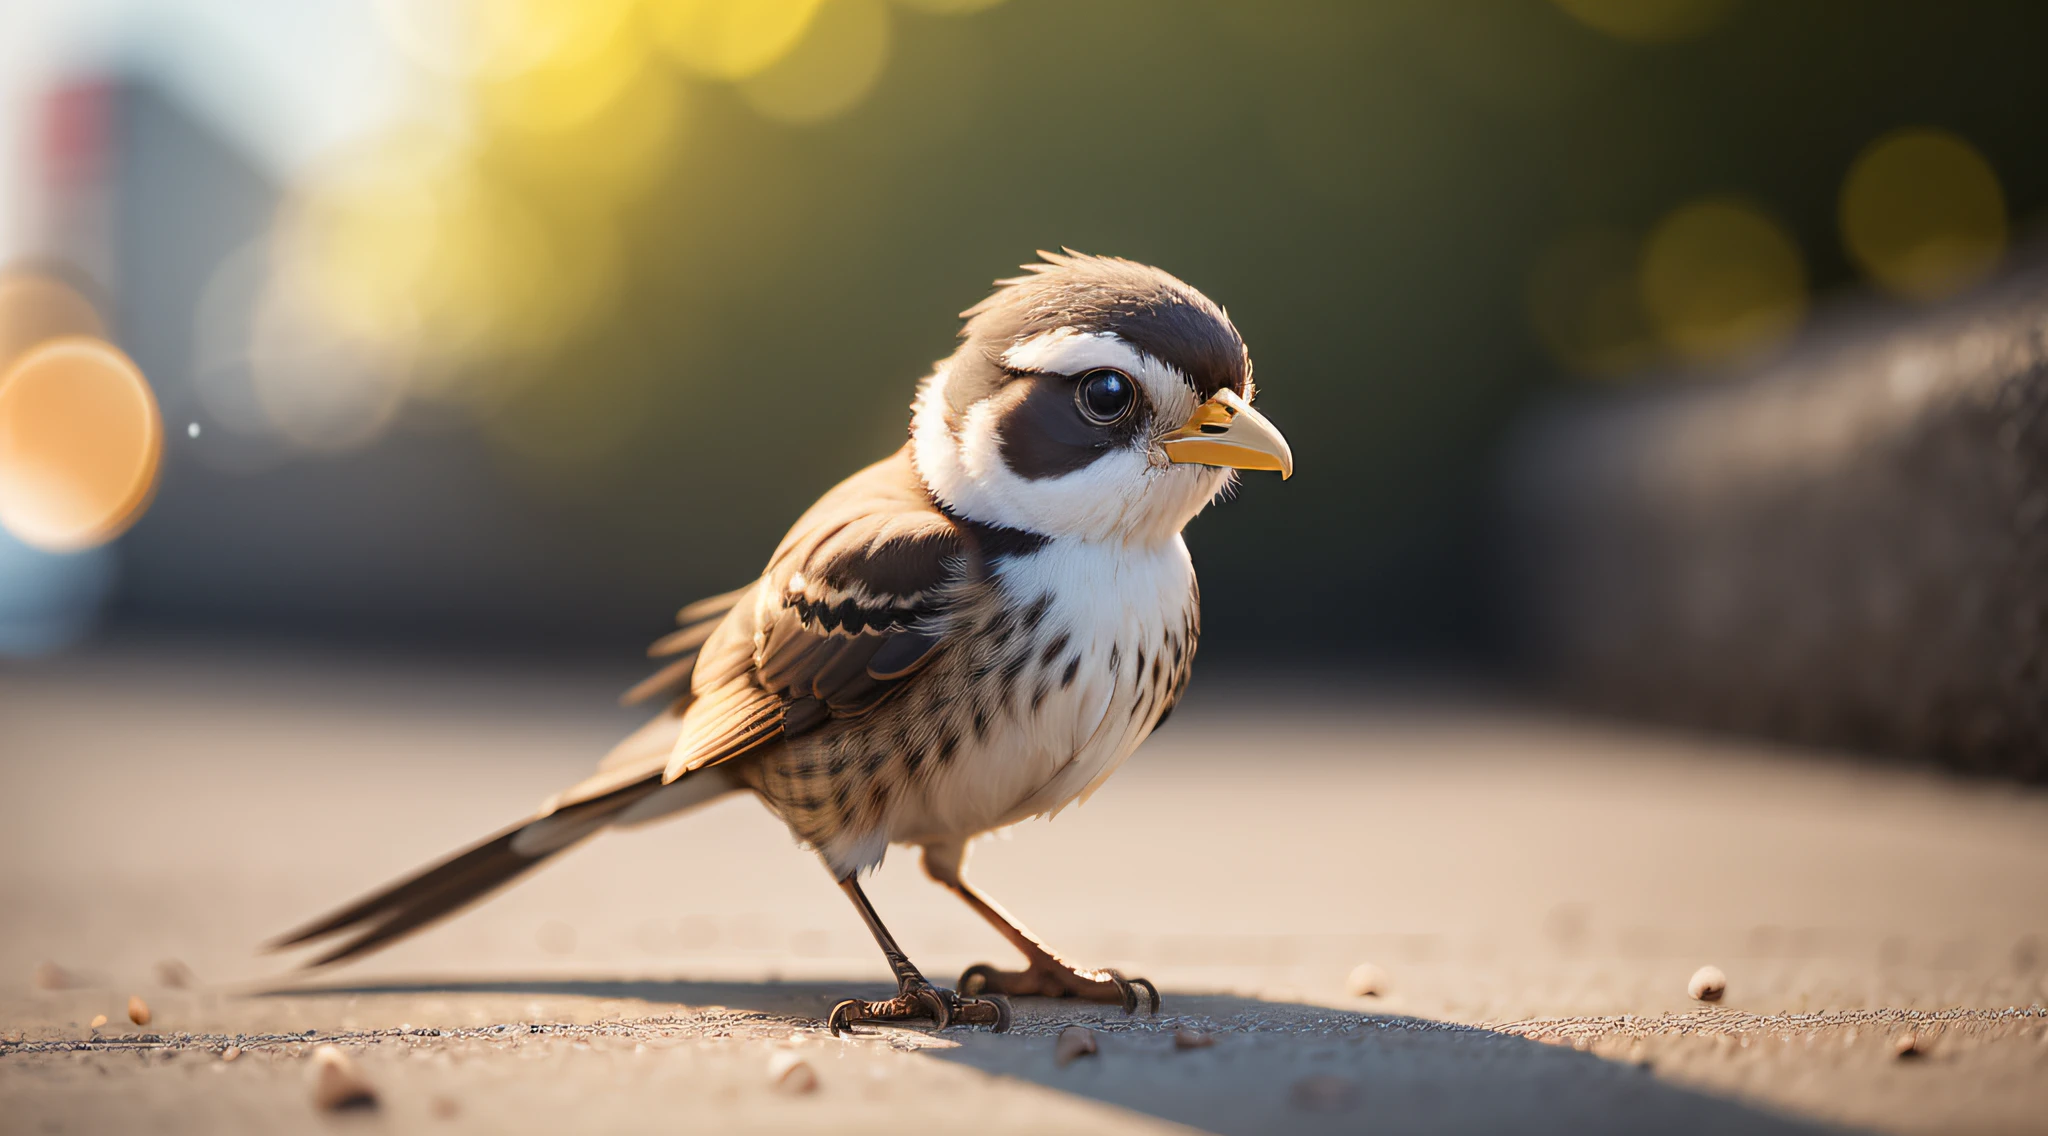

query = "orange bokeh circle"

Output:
[[0, 336, 163, 552]]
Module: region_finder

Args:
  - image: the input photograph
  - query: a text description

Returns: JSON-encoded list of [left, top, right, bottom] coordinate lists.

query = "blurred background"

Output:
[[2, 0, 2044, 775], [5, 10, 2048, 1132]]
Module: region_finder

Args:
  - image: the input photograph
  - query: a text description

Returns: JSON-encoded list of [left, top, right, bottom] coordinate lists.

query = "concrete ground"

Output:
[[2, 645, 2045, 1134]]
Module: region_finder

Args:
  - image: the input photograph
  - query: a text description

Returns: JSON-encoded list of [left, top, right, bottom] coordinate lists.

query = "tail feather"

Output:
[[269, 784, 659, 967], [301, 828, 552, 967], [268, 582, 757, 972]]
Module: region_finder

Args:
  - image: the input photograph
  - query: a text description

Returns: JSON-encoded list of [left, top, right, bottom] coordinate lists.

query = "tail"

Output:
[[272, 585, 754, 968], [268, 766, 736, 967]]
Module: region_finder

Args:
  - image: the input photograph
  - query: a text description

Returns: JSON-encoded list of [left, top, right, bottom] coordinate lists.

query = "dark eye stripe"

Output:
[[993, 372, 1145, 480]]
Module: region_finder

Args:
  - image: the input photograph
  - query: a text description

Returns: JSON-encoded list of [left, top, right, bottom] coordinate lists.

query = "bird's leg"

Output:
[[826, 875, 1011, 1036], [923, 844, 1160, 1014]]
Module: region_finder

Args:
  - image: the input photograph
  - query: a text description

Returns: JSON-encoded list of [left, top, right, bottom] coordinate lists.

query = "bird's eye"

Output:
[[1074, 369, 1135, 425]]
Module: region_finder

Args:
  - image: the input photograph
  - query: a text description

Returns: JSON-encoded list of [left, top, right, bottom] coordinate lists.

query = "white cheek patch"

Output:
[[911, 363, 967, 498], [910, 334, 1233, 545], [950, 394, 1160, 541]]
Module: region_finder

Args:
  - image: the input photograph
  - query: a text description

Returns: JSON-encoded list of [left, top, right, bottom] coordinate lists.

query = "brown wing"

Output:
[[660, 446, 969, 782], [546, 447, 971, 812]]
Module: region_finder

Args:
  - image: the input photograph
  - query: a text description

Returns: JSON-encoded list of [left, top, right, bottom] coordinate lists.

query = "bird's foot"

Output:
[[958, 959, 1160, 1014], [827, 979, 1011, 1037]]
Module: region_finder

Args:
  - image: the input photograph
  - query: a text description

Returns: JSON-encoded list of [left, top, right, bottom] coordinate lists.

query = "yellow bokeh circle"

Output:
[[1841, 128, 2007, 301], [651, 0, 828, 81], [494, 60, 687, 213], [0, 337, 163, 552], [275, 127, 605, 384], [740, 0, 893, 125], [480, 0, 647, 137], [1640, 198, 1806, 363], [372, 0, 631, 82]]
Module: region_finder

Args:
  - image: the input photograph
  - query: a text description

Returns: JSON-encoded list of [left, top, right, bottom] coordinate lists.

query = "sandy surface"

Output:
[[2, 645, 2045, 1134]]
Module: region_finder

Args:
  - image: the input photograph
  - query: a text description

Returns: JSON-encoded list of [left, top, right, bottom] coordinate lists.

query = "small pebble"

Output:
[[221, 1046, 240, 1063], [1055, 1025, 1099, 1066], [311, 1045, 378, 1111], [1289, 1073, 1360, 1113], [767, 1050, 818, 1094], [1173, 1027, 1214, 1050], [89, 1015, 107, 1030], [33, 962, 75, 991], [1893, 1033, 1921, 1059], [1345, 962, 1388, 998], [127, 996, 151, 1026], [1688, 965, 1727, 1002], [155, 960, 195, 989]]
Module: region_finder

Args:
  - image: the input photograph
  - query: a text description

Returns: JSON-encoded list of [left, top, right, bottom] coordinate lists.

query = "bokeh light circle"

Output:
[[740, 0, 893, 125], [276, 126, 598, 385], [0, 270, 105, 375], [372, 0, 617, 82], [1550, 0, 1739, 43], [1527, 227, 1658, 378], [247, 283, 409, 453], [1841, 128, 2007, 301], [495, 62, 686, 214], [1640, 198, 1807, 363], [0, 337, 163, 552], [652, 0, 828, 82], [480, 0, 646, 137]]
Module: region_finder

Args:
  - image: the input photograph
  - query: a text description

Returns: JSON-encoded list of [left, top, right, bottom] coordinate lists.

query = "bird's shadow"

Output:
[[279, 977, 1847, 1135]]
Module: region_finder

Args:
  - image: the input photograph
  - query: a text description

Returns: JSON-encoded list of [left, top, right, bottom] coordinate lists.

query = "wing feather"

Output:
[[655, 447, 971, 781]]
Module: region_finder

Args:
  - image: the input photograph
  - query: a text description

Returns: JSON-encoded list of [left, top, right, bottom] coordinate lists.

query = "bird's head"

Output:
[[910, 251, 1291, 547]]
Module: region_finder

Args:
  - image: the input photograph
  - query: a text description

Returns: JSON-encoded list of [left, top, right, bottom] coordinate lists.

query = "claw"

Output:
[[1127, 975, 1161, 1015], [911, 986, 951, 1030], [826, 983, 1008, 1036], [990, 994, 1014, 1032], [958, 993, 1013, 1033], [958, 960, 1162, 1014], [958, 963, 999, 997], [1101, 968, 1140, 1014], [827, 998, 863, 1037], [1099, 970, 1162, 1015]]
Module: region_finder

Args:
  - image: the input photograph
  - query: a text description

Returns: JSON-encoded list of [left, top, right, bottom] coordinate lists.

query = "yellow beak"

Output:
[[1159, 387, 1293, 479]]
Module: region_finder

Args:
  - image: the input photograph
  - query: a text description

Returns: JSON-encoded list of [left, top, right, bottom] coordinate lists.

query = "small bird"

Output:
[[270, 251, 1292, 1034]]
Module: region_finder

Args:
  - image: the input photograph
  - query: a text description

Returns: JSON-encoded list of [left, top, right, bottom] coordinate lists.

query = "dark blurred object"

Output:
[[1507, 245, 2048, 781]]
